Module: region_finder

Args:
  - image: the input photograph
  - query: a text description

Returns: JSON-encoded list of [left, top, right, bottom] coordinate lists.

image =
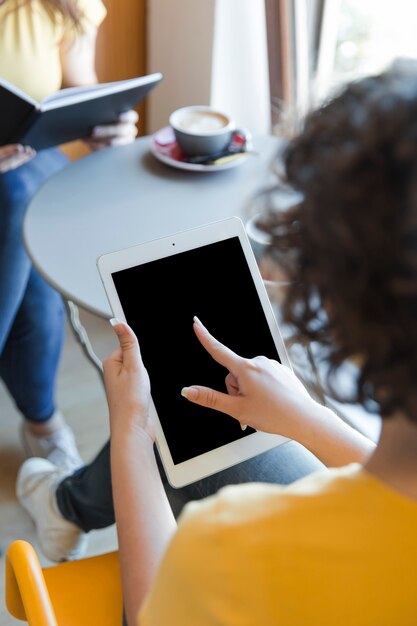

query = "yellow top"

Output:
[[0, 0, 106, 101], [140, 464, 417, 626]]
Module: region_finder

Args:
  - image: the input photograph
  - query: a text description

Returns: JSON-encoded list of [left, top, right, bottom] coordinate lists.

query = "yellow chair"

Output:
[[5, 540, 123, 626]]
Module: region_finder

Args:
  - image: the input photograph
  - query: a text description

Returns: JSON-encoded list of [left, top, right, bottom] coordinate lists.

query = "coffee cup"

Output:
[[169, 105, 236, 157]]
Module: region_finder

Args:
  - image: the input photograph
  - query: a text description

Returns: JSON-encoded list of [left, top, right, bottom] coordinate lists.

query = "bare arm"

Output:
[[103, 322, 176, 626], [60, 29, 98, 88], [286, 399, 375, 466], [181, 318, 375, 467]]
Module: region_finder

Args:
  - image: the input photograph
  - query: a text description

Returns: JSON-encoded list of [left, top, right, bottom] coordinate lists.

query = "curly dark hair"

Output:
[[256, 59, 417, 421]]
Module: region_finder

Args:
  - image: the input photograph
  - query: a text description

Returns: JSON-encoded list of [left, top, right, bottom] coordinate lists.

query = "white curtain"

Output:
[[211, 0, 271, 135]]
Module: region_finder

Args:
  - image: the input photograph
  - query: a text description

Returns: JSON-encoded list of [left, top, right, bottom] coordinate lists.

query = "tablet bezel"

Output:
[[97, 216, 291, 488]]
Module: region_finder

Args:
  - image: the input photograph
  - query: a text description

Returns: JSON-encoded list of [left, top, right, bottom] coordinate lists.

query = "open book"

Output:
[[0, 72, 163, 151]]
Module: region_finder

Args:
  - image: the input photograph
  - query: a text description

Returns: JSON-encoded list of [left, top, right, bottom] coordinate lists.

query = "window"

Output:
[[266, 0, 417, 135], [316, 0, 417, 102]]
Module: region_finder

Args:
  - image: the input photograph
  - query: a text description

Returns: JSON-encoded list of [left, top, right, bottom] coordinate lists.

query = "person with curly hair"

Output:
[[0, 0, 138, 469], [18, 59, 417, 624]]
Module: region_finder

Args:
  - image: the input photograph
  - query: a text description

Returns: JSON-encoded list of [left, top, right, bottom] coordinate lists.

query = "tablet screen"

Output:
[[111, 236, 281, 465]]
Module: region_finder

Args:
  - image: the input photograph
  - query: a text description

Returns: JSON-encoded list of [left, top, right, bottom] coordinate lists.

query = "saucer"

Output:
[[150, 126, 250, 172]]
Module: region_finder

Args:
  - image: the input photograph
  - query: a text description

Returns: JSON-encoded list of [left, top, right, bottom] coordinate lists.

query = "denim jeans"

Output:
[[0, 149, 68, 422], [56, 438, 325, 530]]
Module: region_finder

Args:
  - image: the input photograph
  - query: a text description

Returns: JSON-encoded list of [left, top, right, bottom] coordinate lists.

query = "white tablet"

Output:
[[97, 216, 291, 488]]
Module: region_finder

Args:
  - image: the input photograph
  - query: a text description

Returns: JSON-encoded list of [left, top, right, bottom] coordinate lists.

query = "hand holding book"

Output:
[[85, 109, 139, 151]]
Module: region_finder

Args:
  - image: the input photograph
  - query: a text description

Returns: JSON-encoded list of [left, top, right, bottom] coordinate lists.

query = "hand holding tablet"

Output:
[[97, 216, 292, 487]]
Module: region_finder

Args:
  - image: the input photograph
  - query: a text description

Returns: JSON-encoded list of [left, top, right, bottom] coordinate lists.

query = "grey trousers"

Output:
[[56, 438, 325, 530]]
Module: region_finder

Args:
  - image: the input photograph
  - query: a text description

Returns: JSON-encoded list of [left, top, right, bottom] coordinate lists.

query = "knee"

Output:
[[27, 282, 65, 343]]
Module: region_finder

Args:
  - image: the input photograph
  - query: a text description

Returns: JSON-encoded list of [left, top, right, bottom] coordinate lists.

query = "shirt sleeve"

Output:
[[78, 0, 107, 29], [138, 484, 275, 626], [138, 499, 225, 626], [65, 0, 107, 36]]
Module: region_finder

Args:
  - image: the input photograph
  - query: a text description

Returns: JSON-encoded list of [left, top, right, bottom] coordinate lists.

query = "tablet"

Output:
[[97, 216, 291, 488]]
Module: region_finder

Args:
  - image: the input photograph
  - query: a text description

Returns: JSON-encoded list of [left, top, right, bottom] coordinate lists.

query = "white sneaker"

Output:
[[20, 413, 83, 471], [16, 457, 89, 562]]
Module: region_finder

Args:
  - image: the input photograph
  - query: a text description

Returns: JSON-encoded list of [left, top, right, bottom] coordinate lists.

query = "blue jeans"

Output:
[[56, 438, 325, 529], [0, 149, 68, 422]]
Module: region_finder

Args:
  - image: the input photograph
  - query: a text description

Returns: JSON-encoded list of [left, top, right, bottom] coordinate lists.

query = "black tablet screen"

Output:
[[111, 236, 281, 465]]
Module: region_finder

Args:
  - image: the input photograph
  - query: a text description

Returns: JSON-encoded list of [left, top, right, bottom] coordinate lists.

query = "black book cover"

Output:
[[0, 84, 34, 145]]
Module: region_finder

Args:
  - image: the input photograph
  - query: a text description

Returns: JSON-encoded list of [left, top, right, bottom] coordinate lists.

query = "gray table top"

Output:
[[24, 134, 282, 318]]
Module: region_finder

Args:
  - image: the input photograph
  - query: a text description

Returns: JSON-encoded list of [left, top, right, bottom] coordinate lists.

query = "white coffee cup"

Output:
[[169, 105, 236, 157]]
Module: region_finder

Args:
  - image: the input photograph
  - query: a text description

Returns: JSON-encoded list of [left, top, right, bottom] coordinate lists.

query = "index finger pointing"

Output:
[[193, 316, 243, 371]]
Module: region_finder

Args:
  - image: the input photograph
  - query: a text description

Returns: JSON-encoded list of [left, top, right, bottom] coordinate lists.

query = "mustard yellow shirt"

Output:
[[140, 464, 417, 626], [0, 0, 106, 101]]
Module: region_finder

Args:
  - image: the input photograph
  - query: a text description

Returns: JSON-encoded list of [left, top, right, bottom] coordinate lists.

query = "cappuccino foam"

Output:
[[177, 110, 229, 134]]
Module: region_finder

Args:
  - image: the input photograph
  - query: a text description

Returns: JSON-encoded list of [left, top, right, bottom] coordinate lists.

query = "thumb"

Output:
[[118, 109, 139, 124], [110, 318, 141, 368]]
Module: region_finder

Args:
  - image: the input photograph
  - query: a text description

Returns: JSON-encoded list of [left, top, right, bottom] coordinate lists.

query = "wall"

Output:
[[95, 0, 146, 85], [147, 0, 271, 136], [147, 0, 216, 133]]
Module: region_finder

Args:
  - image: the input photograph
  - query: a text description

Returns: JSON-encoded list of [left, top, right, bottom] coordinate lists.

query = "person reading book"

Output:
[[0, 0, 138, 469], [18, 58, 417, 625]]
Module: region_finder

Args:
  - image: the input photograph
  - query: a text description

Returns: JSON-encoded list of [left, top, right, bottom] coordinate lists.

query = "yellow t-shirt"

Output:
[[0, 0, 106, 101], [140, 464, 417, 626]]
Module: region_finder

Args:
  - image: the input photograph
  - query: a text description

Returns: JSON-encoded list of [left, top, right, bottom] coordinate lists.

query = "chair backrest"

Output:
[[5, 540, 123, 626]]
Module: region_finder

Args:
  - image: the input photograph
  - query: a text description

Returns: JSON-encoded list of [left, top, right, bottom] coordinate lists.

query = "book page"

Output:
[[39, 74, 162, 112], [42, 78, 138, 104]]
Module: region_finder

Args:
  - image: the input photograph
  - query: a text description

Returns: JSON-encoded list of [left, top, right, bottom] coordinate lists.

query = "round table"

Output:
[[24, 134, 281, 319]]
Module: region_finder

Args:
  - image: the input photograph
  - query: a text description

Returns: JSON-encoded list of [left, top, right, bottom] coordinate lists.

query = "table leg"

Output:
[[64, 300, 104, 380]]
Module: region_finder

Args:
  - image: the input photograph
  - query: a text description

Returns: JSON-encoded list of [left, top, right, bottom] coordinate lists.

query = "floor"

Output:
[[0, 309, 118, 625]]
